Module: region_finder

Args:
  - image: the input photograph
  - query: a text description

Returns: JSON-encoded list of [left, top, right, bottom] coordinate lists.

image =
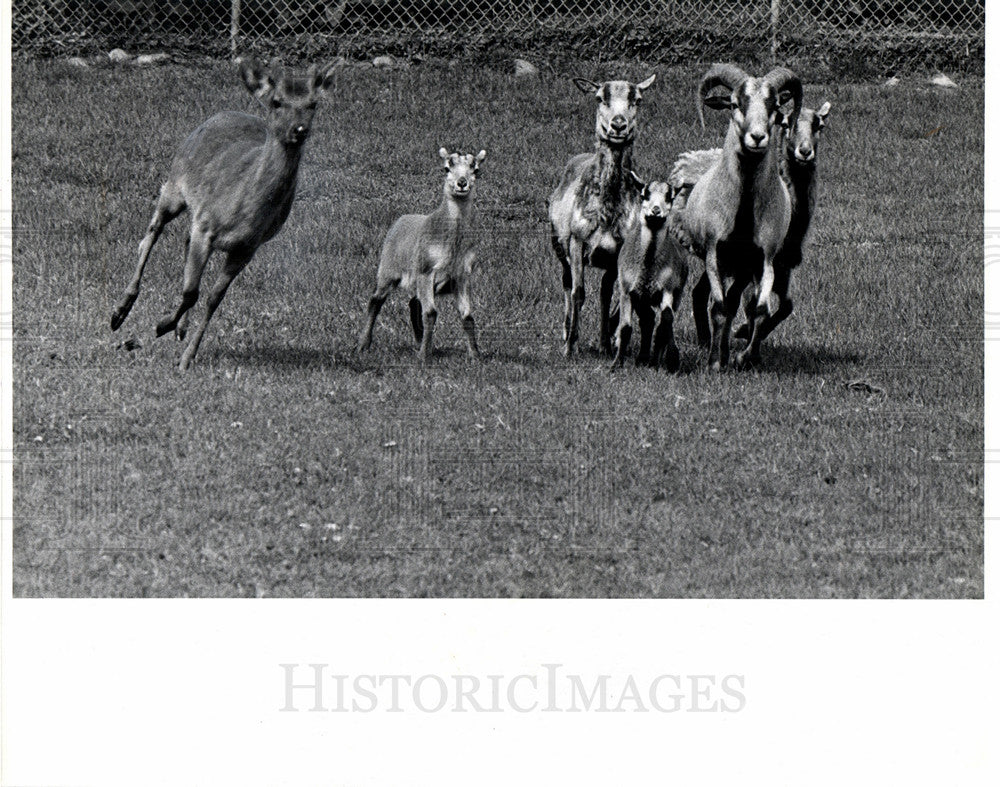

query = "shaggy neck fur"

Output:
[[593, 138, 638, 234]]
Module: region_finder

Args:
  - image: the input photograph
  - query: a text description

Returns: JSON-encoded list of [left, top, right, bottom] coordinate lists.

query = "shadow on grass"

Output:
[[752, 341, 863, 375]]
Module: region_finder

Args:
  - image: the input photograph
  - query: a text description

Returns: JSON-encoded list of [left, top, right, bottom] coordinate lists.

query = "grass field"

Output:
[[11, 59, 983, 597]]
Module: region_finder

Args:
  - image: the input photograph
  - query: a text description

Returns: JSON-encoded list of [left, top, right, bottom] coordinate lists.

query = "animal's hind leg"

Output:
[[598, 268, 617, 355], [179, 247, 253, 371], [110, 193, 184, 331], [357, 277, 398, 352], [736, 259, 785, 370], [734, 283, 757, 342], [690, 272, 712, 349], [156, 224, 212, 338], [749, 267, 793, 347]]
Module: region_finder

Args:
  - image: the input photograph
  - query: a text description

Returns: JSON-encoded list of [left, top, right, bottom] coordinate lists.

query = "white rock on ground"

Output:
[[513, 58, 538, 78], [108, 48, 131, 63], [883, 76, 900, 87], [67, 57, 89, 68], [928, 72, 958, 89], [135, 53, 169, 66]]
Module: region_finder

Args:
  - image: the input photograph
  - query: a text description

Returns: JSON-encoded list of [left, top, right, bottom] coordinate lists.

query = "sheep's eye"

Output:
[[271, 98, 282, 108]]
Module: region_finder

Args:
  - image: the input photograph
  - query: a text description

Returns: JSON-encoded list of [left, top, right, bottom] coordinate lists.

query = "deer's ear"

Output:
[[703, 94, 732, 110], [816, 101, 832, 126], [573, 77, 600, 95], [636, 74, 656, 92], [439, 147, 451, 168], [239, 58, 274, 101], [474, 149, 487, 168]]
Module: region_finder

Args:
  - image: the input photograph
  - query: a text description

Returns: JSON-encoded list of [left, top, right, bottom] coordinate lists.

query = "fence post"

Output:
[[231, 0, 241, 59], [770, 0, 781, 65]]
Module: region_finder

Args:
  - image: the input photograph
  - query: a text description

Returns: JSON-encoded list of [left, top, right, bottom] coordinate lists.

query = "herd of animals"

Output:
[[109, 58, 831, 372]]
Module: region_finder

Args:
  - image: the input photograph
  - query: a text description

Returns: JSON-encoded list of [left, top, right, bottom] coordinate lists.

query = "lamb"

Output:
[[548, 75, 656, 357], [611, 180, 692, 371], [671, 63, 802, 371], [109, 58, 337, 370], [357, 148, 487, 362], [682, 101, 832, 352]]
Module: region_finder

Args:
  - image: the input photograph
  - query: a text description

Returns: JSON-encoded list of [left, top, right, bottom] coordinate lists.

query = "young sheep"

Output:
[[548, 75, 656, 357], [683, 101, 832, 353], [109, 58, 337, 370], [611, 180, 692, 371], [674, 63, 802, 371], [357, 148, 487, 362]]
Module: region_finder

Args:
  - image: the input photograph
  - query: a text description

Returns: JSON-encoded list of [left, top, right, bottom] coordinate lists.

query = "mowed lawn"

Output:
[[11, 59, 983, 597]]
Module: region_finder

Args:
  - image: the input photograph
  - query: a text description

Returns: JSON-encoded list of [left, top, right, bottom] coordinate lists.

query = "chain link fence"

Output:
[[11, 1, 986, 76]]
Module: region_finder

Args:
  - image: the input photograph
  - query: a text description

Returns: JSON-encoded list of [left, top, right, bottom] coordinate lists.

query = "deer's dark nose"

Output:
[[610, 115, 628, 133], [650, 204, 662, 216], [749, 131, 766, 146], [456, 176, 468, 189]]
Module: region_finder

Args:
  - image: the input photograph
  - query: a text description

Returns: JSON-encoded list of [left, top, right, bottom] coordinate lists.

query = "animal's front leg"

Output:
[[456, 276, 480, 361], [704, 243, 727, 372], [736, 254, 777, 370], [416, 273, 437, 363], [599, 267, 617, 355], [610, 281, 632, 369], [652, 290, 679, 372], [565, 237, 586, 356]]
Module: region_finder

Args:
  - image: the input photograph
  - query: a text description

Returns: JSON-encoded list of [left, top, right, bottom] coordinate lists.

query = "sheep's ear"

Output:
[[636, 74, 656, 92], [573, 77, 601, 95], [816, 101, 832, 126], [439, 147, 450, 168], [703, 94, 732, 110], [474, 149, 487, 169], [238, 58, 275, 102]]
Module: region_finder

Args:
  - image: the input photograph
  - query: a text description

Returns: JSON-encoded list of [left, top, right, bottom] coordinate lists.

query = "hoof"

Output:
[[734, 350, 760, 371], [709, 358, 723, 373], [663, 348, 680, 373], [110, 311, 125, 331], [155, 318, 175, 338], [175, 326, 187, 342]]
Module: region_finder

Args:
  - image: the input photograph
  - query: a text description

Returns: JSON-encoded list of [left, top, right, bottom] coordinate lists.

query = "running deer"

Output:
[[547, 75, 656, 357], [612, 180, 692, 371], [109, 58, 337, 369], [357, 148, 487, 362]]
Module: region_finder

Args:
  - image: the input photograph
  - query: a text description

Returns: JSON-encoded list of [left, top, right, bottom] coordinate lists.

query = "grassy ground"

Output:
[[11, 59, 983, 597]]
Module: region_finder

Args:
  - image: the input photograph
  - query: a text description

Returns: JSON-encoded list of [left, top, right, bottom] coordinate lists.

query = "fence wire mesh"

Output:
[[11, 1, 986, 76]]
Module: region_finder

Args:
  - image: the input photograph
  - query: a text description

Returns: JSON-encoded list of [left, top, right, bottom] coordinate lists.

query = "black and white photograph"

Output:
[[1, 0, 995, 783]]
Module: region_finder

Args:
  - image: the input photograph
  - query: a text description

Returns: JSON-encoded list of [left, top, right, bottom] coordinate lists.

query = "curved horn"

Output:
[[696, 63, 749, 128], [763, 66, 803, 120]]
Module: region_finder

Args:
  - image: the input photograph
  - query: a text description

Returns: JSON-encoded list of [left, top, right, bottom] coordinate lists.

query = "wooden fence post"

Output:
[[231, 0, 241, 59], [770, 0, 781, 65]]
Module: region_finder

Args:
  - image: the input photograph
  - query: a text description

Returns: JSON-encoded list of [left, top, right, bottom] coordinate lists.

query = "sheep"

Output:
[[357, 148, 487, 362], [683, 101, 832, 353], [671, 63, 802, 371], [109, 58, 337, 370], [548, 74, 656, 357], [611, 180, 693, 371]]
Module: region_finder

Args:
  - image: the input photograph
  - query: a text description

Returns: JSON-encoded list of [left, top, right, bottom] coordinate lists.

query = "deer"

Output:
[[547, 74, 656, 357], [109, 57, 337, 370], [357, 148, 487, 362]]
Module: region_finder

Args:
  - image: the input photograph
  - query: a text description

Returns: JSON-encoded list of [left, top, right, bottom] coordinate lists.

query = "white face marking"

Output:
[[440, 149, 486, 199], [640, 181, 671, 225]]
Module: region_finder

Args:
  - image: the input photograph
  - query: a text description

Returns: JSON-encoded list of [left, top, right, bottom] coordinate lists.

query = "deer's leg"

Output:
[[653, 290, 679, 372], [179, 247, 253, 371], [111, 196, 184, 331], [691, 272, 711, 349], [416, 274, 437, 363], [156, 224, 212, 338], [456, 278, 480, 361], [598, 267, 617, 355], [357, 276, 398, 352], [610, 282, 632, 369], [564, 237, 585, 357]]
